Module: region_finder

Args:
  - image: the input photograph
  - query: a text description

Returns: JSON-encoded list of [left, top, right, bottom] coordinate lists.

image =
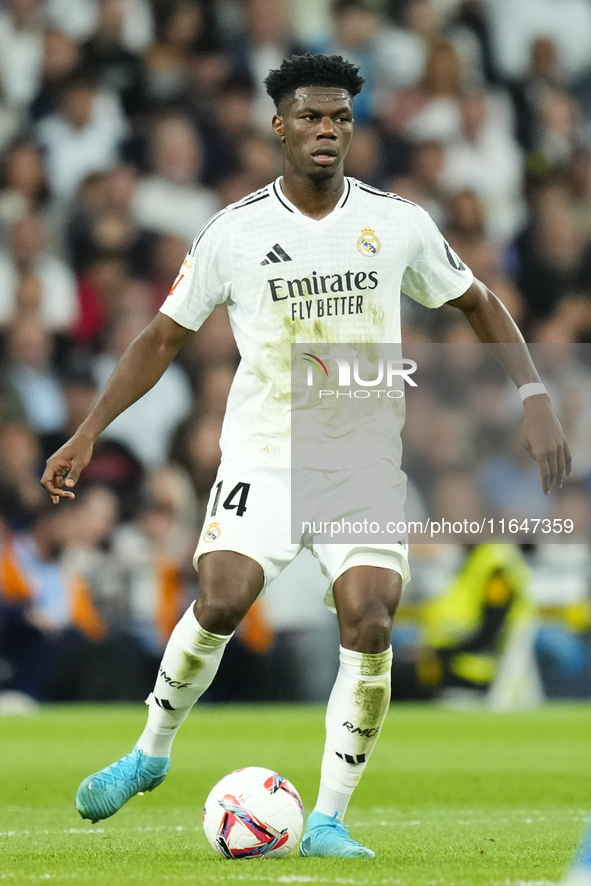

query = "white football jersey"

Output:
[[160, 177, 473, 464]]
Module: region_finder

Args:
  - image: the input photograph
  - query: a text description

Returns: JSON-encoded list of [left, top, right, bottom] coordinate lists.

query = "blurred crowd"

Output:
[[401, 342, 591, 540], [0, 0, 590, 704]]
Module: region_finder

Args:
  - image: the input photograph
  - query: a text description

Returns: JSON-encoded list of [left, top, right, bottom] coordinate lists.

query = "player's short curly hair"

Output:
[[264, 53, 364, 109]]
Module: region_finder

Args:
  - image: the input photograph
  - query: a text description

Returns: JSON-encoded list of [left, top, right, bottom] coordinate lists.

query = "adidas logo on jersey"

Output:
[[261, 244, 293, 265]]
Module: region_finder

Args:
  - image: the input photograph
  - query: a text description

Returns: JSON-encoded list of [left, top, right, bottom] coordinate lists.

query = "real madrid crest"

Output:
[[203, 521, 221, 543], [357, 227, 381, 256]]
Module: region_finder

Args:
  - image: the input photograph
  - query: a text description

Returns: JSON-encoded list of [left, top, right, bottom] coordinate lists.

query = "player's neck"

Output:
[[280, 170, 345, 220]]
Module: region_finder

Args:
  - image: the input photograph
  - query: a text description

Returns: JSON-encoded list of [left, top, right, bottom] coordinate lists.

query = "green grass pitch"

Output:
[[0, 703, 589, 885]]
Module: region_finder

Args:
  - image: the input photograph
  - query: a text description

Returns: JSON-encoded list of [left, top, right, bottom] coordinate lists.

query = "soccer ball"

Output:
[[202, 766, 304, 859]]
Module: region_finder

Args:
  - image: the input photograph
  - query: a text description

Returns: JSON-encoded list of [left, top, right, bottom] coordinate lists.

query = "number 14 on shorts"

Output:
[[211, 481, 251, 517]]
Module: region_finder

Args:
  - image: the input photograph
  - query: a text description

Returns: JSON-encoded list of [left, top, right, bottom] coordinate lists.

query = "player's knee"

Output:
[[339, 599, 395, 653], [195, 552, 264, 634], [193, 590, 252, 635]]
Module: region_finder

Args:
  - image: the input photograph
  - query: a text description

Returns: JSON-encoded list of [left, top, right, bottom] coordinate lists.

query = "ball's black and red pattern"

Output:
[[203, 766, 304, 859], [215, 792, 290, 858], [264, 771, 304, 812]]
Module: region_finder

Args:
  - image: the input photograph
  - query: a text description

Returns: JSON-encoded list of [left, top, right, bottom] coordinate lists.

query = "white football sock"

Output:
[[136, 603, 232, 758], [314, 645, 392, 819]]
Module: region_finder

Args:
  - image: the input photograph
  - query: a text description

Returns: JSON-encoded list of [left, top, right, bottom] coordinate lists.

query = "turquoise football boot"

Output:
[[563, 821, 591, 886], [75, 747, 170, 823], [300, 811, 375, 858]]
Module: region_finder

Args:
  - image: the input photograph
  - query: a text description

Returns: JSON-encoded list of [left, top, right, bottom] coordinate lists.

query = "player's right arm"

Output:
[[41, 313, 193, 503]]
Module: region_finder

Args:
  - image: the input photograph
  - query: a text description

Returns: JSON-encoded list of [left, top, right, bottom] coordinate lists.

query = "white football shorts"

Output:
[[194, 459, 410, 612]]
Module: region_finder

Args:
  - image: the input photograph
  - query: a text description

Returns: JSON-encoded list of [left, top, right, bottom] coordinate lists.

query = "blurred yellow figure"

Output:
[[421, 544, 533, 693]]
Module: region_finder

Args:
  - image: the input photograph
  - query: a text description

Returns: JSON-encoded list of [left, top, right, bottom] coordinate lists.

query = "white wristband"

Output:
[[519, 382, 548, 402]]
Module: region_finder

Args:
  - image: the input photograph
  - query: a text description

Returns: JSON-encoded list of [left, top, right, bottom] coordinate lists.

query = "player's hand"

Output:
[[40, 435, 94, 504], [521, 395, 572, 494]]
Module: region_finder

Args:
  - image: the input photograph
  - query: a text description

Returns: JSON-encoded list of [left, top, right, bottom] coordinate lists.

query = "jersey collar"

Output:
[[272, 177, 352, 224]]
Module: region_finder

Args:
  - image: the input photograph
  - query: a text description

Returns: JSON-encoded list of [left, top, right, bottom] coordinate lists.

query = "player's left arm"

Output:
[[448, 277, 572, 494]]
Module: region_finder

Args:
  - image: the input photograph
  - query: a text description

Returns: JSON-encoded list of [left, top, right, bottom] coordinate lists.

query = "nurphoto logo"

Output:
[[302, 352, 417, 399]]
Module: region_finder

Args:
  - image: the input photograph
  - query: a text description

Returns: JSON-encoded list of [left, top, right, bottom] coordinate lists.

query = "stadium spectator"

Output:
[[235, 131, 282, 190], [317, 0, 384, 124], [507, 36, 565, 154], [71, 249, 130, 346], [0, 502, 106, 701], [5, 316, 67, 435], [0, 141, 50, 239], [393, 40, 465, 145], [142, 0, 210, 105], [29, 29, 82, 123], [0, 101, 21, 159], [389, 0, 490, 87], [376, 0, 429, 89], [343, 124, 386, 188], [67, 165, 153, 279], [535, 88, 581, 169], [81, 0, 148, 117], [0, 421, 45, 528], [0, 213, 77, 331], [234, 0, 303, 132], [486, 0, 591, 85], [441, 91, 524, 244], [60, 485, 120, 600], [0, 0, 44, 112], [387, 139, 448, 227], [197, 77, 257, 186], [515, 199, 591, 323], [35, 72, 128, 205], [444, 190, 525, 322], [132, 112, 218, 241], [111, 492, 187, 653], [530, 542, 591, 698], [565, 150, 591, 240], [46, 0, 154, 54]]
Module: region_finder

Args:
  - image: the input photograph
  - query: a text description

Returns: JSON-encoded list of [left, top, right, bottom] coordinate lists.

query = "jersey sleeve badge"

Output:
[[204, 522, 221, 542]]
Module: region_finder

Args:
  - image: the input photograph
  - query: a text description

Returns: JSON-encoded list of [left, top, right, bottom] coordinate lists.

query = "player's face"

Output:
[[273, 86, 354, 180]]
